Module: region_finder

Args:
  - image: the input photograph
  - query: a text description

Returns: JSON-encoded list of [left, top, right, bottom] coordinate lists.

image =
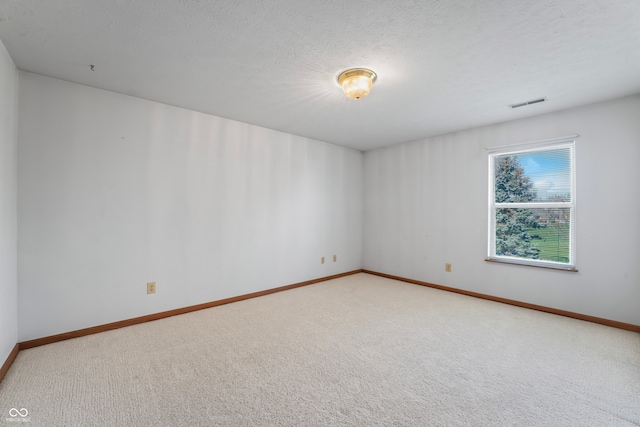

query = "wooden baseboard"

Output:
[[362, 270, 640, 333], [19, 269, 363, 351], [0, 344, 19, 383], [11, 267, 637, 375]]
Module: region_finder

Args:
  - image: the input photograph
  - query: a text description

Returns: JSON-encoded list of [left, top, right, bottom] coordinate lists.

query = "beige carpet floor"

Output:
[[1, 273, 639, 426]]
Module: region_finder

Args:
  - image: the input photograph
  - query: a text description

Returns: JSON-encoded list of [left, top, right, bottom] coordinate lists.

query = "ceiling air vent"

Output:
[[509, 97, 547, 109]]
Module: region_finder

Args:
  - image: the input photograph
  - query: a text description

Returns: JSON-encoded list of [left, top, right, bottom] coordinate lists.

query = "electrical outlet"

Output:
[[147, 282, 156, 294], [321, 256, 325, 264], [445, 263, 452, 273], [333, 254, 337, 262]]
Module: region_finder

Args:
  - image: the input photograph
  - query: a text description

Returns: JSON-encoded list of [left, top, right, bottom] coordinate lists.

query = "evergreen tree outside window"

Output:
[[488, 140, 576, 270]]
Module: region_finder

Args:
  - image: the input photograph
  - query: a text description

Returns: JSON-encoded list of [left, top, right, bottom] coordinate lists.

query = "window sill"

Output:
[[485, 258, 578, 272]]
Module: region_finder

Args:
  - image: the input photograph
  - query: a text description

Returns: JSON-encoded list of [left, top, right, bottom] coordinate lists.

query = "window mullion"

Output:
[[494, 202, 573, 209]]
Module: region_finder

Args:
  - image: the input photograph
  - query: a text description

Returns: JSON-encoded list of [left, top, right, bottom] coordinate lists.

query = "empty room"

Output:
[[0, 1, 639, 426]]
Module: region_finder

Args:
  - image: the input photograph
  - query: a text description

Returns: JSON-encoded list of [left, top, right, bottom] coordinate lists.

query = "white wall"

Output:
[[18, 72, 363, 341], [0, 41, 18, 362], [364, 95, 640, 325], [14, 70, 639, 344]]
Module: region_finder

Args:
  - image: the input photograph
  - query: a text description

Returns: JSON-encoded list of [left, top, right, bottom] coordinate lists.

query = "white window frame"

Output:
[[487, 138, 577, 271]]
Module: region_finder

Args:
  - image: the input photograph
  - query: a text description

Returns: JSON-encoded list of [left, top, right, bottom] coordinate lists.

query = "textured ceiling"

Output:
[[1, 0, 639, 151]]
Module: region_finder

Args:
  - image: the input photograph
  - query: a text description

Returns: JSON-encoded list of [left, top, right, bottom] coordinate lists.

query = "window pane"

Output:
[[495, 148, 571, 203], [496, 208, 570, 263]]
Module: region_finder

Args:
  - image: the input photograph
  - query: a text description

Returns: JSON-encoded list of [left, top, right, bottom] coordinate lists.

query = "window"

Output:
[[488, 139, 576, 270]]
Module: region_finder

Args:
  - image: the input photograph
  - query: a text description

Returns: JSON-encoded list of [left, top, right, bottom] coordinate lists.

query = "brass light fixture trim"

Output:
[[338, 68, 377, 100]]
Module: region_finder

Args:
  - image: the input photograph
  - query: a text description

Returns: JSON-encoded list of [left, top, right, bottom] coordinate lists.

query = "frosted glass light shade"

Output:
[[338, 69, 377, 99]]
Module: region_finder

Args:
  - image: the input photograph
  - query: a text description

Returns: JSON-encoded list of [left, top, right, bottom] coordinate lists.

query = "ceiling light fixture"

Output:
[[338, 68, 377, 100]]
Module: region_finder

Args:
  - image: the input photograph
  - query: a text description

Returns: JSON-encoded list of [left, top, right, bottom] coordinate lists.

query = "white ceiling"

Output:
[[1, 1, 639, 151]]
